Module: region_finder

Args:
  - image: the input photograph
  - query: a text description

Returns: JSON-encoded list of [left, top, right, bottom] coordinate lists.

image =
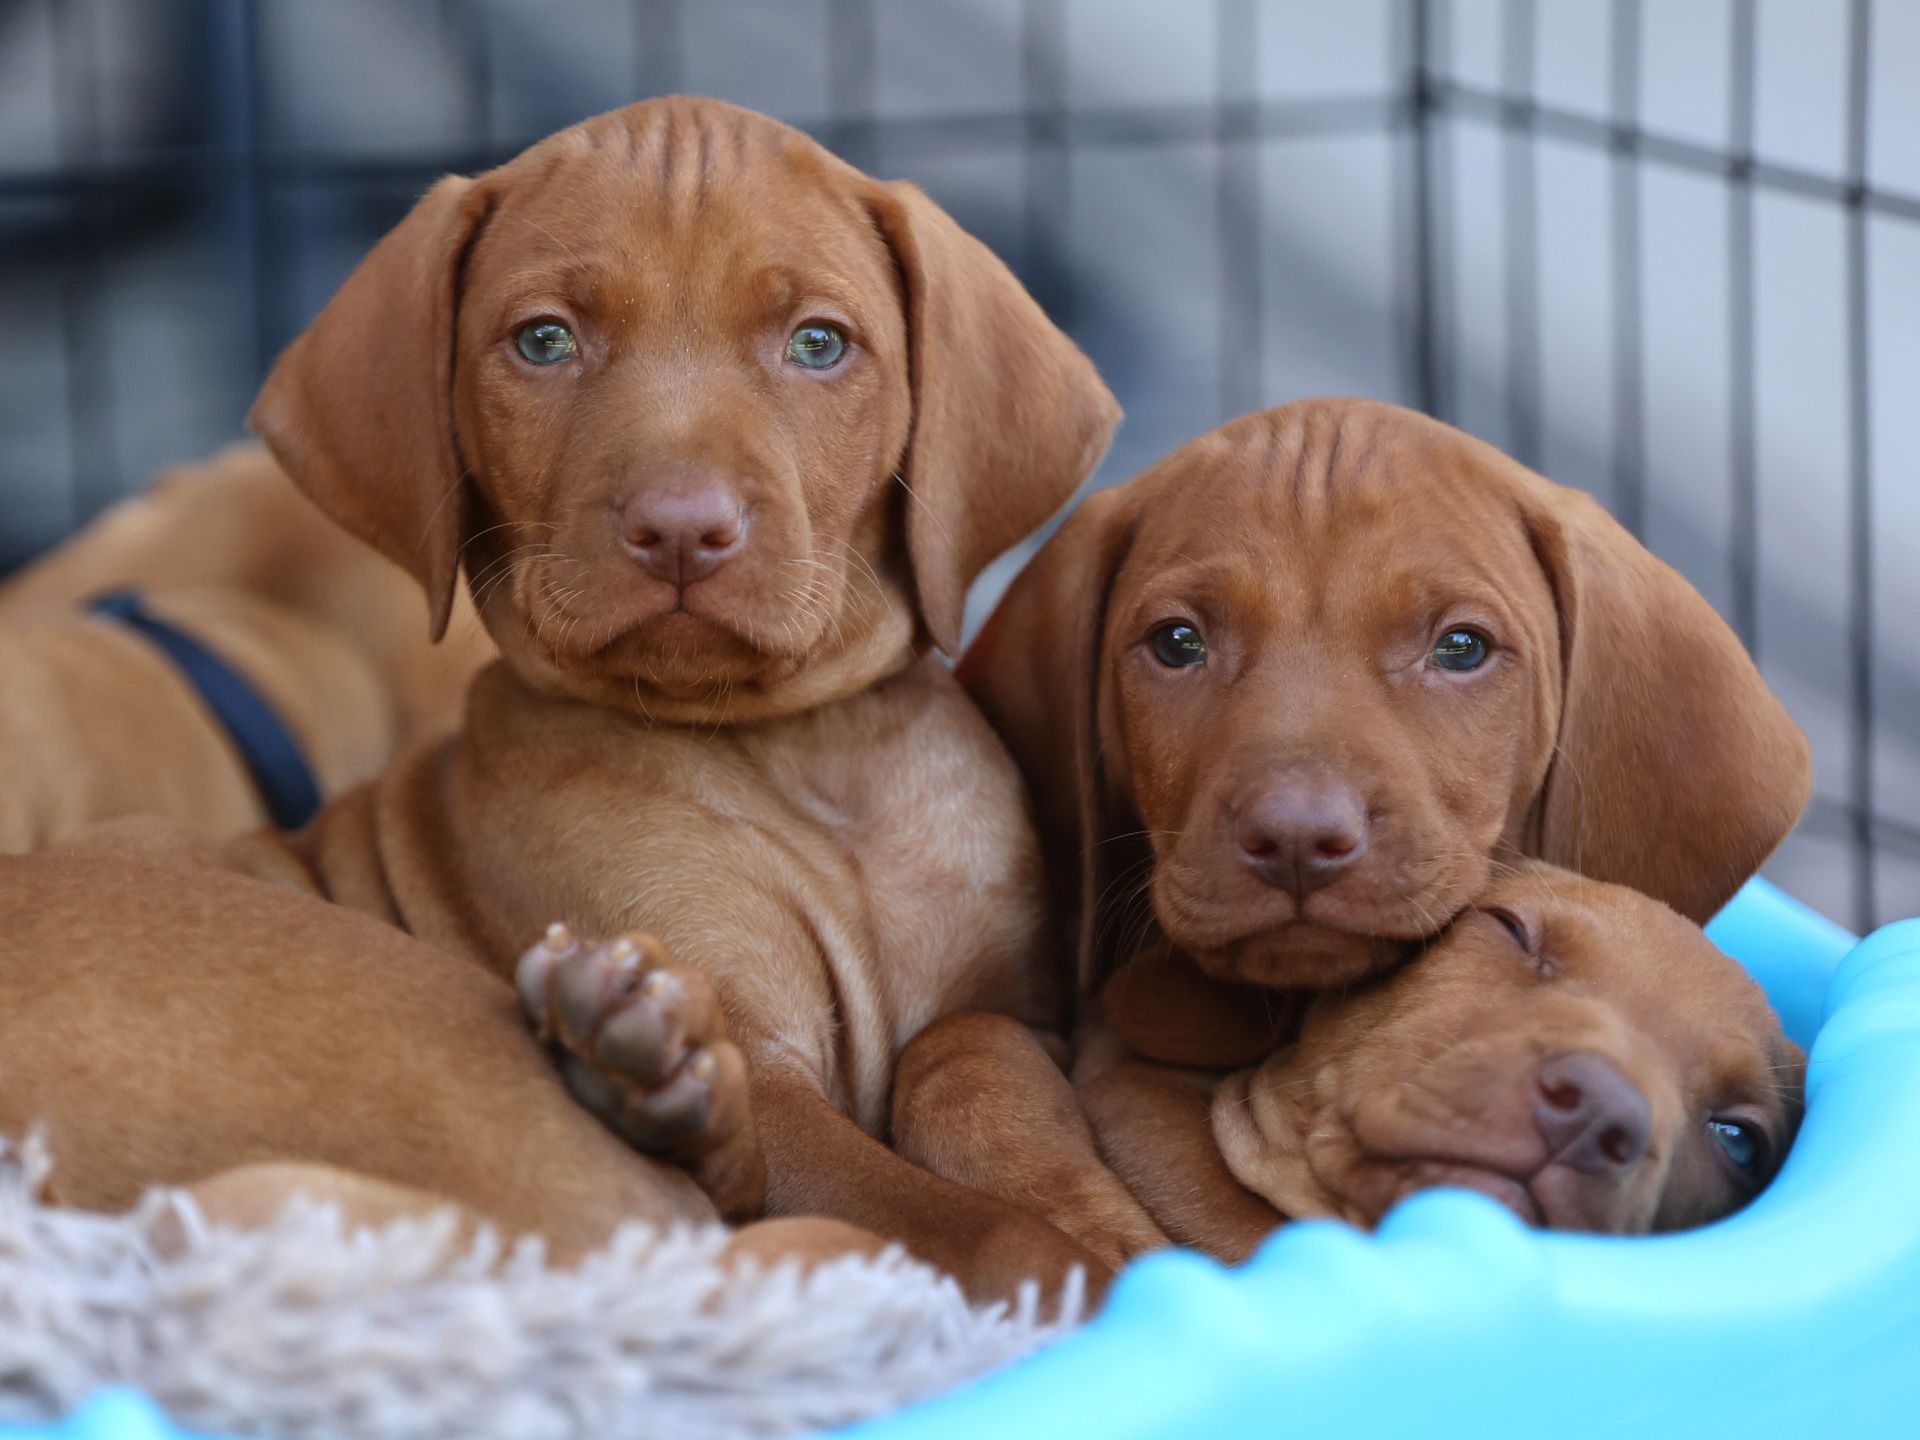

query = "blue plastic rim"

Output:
[[5, 879, 1916, 1440]]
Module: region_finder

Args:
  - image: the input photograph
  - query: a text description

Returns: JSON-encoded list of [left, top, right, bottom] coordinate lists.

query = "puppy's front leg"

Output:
[[1101, 939, 1303, 1069], [1075, 1023, 1283, 1263], [752, 1070, 1115, 1305], [892, 1012, 1168, 1270], [517, 927, 765, 1221]]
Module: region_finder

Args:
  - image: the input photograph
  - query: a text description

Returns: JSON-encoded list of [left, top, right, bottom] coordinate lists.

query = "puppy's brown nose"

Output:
[[620, 487, 746, 587], [1233, 776, 1368, 896], [1534, 1051, 1652, 1173]]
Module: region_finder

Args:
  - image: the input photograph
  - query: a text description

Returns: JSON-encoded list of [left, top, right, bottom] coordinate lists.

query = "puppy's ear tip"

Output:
[[425, 587, 455, 645], [1087, 389, 1124, 453], [244, 366, 290, 455], [919, 594, 965, 660], [244, 339, 317, 486]]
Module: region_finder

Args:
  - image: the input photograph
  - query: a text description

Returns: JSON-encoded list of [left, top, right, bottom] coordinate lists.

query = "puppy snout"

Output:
[[619, 484, 747, 587], [1534, 1051, 1652, 1174], [1232, 775, 1368, 897]]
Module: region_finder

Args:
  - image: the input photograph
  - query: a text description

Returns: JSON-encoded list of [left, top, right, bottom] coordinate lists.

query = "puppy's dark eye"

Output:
[[515, 320, 578, 365], [1430, 627, 1491, 672], [1149, 622, 1208, 668], [1707, 1117, 1762, 1176], [786, 323, 847, 370]]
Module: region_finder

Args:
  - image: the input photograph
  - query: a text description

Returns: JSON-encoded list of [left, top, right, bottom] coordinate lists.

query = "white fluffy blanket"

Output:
[[0, 1139, 1080, 1440]]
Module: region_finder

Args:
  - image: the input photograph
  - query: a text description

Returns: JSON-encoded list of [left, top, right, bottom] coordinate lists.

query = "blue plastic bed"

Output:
[[9, 878, 1919, 1440]]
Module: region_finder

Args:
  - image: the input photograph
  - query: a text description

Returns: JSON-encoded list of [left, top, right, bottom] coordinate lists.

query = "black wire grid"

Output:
[[0, 0, 1910, 930]]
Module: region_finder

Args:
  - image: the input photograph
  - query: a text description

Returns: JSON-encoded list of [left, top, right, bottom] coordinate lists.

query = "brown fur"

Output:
[[0, 98, 1119, 1303], [959, 398, 1811, 995], [0, 444, 494, 852], [9, 838, 877, 1276], [895, 866, 1805, 1264]]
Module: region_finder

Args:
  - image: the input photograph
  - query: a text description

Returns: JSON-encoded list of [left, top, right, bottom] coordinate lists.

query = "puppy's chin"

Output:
[[1340, 1154, 1657, 1234], [1178, 921, 1408, 989], [599, 611, 794, 692], [1150, 864, 1466, 989], [1152, 898, 1413, 990], [1373, 1161, 1544, 1227], [487, 581, 920, 724], [497, 603, 787, 708]]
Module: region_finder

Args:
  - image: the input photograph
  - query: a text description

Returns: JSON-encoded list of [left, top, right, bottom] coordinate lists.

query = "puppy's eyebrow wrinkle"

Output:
[[1285, 413, 1321, 517], [695, 119, 717, 204], [1322, 409, 1347, 495], [655, 106, 677, 197], [1347, 419, 1385, 491]]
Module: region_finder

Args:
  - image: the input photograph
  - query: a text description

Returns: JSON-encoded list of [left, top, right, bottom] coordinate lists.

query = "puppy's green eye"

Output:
[[515, 321, 578, 365], [1707, 1117, 1761, 1176], [1150, 622, 1207, 668], [1430, 627, 1490, 672], [786, 323, 847, 370]]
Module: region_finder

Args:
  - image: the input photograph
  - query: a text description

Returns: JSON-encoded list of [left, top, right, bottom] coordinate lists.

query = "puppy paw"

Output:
[[516, 923, 765, 1219]]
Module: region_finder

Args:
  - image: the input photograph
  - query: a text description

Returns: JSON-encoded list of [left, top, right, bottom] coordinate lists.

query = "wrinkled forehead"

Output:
[[1114, 404, 1540, 619], [466, 106, 895, 323]]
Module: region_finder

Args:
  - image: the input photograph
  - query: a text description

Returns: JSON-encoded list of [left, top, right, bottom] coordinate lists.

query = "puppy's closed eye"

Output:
[[1475, 904, 1559, 980], [1480, 904, 1532, 951]]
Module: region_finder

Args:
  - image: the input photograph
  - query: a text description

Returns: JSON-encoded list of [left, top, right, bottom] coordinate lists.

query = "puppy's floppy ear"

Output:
[[1521, 479, 1811, 922], [959, 484, 1137, 996], [869, 181, 1121, 654], [249, 175, 493, 641]]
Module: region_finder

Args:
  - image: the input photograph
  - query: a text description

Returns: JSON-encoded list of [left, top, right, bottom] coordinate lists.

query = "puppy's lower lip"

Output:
[[1189, 921, 1405, 987], [1394, 1160, 1543, 1226], [598, 604, 747, 655]]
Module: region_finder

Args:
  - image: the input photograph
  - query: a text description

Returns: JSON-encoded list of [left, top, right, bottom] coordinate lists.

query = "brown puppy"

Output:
[[2, 97, 1118, 1301], [1093, 866, 1805, 1259], [1, 836, 877, 1276], [895, 866, 1805, 1264], [0, 444, 493, 853], [961, 399, 1811, 999]]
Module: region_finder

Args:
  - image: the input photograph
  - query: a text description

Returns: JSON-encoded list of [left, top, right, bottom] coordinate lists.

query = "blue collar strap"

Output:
[[87, 589, 324, 831]]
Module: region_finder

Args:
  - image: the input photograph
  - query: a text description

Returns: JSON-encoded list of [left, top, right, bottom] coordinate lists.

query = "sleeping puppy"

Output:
[[960, 398, 1811, 1003], [895, 865, 1806, 1264], [1088, 864, 1805, 1257]]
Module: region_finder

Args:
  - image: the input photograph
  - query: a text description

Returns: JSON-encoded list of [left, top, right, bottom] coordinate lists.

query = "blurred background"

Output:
[[0, 0, 1912, 929]]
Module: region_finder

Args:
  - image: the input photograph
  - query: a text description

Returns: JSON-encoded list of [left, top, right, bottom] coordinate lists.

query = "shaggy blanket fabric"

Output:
[[0, 1139, 1081, 1440]]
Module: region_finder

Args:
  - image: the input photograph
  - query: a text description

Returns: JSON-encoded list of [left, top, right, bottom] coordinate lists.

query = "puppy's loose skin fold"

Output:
[[0, 97, 1120, 1301]]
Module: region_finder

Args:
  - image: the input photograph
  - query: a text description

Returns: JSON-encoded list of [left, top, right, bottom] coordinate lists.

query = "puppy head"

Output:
[[962, 398, 1809, 992], [252, 97, 1116, 723], [1213, 864, 1805, 1235]]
